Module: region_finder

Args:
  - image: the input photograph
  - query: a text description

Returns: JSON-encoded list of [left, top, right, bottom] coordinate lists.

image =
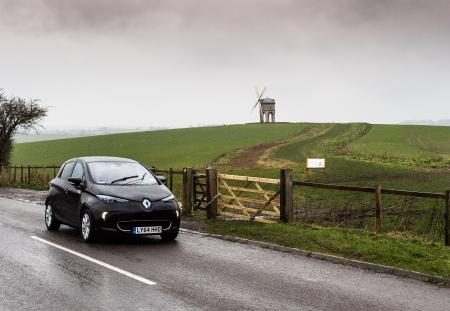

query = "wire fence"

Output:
[[382, 194, 445, 241], [0, 165, 60, 188], [293, 181, 449, 243], [293, 188, 375, 229]]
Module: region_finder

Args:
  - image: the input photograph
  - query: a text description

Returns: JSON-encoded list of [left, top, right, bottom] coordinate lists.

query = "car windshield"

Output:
[[87, 161, 158, 186]]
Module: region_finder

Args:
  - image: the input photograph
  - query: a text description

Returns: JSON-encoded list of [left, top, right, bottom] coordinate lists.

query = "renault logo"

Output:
[[142, 199, 152, 209]]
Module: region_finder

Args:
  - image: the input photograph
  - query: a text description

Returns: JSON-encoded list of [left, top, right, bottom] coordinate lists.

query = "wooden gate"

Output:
[[217, 174, 280, 223], [193, 172, 207, 210]]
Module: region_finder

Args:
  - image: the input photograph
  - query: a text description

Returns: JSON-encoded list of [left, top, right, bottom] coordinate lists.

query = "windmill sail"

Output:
[[251, 86, 266, 111]]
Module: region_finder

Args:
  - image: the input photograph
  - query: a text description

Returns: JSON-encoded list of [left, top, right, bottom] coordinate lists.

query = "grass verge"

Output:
[[192, 218, 450, 278]]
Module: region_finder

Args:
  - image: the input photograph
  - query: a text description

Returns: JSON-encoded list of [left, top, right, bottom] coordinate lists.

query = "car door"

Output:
[[51, 161, 75, 223], [64, 161, 85, 226]]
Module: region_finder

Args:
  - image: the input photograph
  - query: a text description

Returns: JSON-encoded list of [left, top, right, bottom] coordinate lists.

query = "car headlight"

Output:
[[97, 195, 129, 204], [101, 211, 109, 221], [161, 194, 175, 202]]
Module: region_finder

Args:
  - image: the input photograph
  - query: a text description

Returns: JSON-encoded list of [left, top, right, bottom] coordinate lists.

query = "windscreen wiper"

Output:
[[122, 173, 147, 185], [111, 175, 139, 184]]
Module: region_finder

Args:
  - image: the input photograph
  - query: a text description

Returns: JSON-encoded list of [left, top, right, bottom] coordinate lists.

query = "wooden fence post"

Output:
[[169, 168, 174, 191], [27, 165, 31, 184], [375, 185, 382, 234], [182, 167, 193, 216], [20, 165, 24, 183], [445, 190, 449, 246], [206, 168, 218, 219], [280, 168, 294, 223]]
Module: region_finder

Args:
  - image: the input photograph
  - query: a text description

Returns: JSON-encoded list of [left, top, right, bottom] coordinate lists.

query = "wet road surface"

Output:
[[0, 197, 449, 310]]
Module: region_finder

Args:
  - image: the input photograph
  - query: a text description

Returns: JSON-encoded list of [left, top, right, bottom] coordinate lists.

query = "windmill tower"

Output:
[[252, 86, 276, 123]]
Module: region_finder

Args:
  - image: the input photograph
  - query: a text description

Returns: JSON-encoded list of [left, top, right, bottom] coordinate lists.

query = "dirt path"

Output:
[[214, 124, 334, 169]]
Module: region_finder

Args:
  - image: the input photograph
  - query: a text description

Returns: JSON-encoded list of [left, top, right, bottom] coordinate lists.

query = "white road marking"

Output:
[[30, 235, 156, 285]]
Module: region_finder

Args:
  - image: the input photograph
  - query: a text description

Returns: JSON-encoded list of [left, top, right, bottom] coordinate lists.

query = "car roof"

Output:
[[65, 156, 138, 164]]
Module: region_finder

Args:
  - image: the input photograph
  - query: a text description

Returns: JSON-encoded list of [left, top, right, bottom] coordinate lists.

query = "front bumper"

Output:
[[92, 200, 181, 234]]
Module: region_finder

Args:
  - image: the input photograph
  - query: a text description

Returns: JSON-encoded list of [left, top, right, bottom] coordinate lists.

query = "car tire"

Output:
[[80, 210, 95, 242], [45, 204, 60, 231], [160, 230, 179, 241]]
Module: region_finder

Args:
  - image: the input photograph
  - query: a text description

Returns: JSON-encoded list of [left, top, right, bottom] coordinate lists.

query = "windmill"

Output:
[[252, 86, 276, 123]]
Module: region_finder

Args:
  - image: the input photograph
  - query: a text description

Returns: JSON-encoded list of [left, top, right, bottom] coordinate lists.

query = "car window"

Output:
[[60, 162, 75, 180], [87, 161, 158, 185], [71, 162, 84, 180]]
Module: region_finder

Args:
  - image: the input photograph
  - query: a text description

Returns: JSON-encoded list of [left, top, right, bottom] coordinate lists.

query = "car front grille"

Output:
[[117, 220, 172, 232]]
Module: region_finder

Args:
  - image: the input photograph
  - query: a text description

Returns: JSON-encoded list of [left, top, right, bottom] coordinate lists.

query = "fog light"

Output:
[[101, 211, 109, 221]]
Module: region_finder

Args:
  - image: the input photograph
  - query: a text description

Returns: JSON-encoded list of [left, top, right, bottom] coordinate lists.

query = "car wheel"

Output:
[[80, 210, 95, 242], [45, 204, 60, 231], [160, 230, 179, 241]]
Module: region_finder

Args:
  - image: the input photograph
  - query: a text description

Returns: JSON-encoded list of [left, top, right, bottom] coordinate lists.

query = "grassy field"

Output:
[[351, 124, 450, 158], [273, 123, 370, 161], [9, 122, 450, 193], [349, 124, 450, 167], [10, 123, 308, 168]]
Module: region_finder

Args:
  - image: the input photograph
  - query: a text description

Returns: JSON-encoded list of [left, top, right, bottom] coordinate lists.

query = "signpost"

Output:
[[306, 158, 326, 176]]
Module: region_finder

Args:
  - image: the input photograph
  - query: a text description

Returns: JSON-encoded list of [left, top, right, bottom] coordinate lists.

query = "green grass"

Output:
[[11, 123, 308, 168], [199, 219, 450, 278], [350, 124, 450, 163], [273, 123, 450, 168], [273, 123, 370, 161]]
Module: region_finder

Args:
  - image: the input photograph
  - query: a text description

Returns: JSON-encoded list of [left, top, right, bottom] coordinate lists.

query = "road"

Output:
[[0, 196, 449, 310]]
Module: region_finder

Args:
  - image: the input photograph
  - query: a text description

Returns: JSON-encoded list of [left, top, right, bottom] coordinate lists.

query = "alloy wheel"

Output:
[[45, 205, 53, 227], [81, 213, 91, 240]]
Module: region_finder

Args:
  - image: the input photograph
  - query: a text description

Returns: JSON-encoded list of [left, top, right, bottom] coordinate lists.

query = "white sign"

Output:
[[306, 158, 326, 169]]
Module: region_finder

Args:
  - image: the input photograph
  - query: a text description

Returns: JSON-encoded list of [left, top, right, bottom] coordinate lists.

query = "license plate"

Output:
[[132, 226, 162, 235]]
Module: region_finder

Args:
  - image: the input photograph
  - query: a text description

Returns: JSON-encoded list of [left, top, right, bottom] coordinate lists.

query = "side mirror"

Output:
[[68, 177, 84, 188], [156, 175, 167, 185]]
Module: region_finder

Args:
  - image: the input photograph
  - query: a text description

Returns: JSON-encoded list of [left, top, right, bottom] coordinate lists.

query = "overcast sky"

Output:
[[1, 0, 449, 129]]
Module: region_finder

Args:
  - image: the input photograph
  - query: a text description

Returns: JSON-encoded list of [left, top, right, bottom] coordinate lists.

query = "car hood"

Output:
[[92, 184, 173, 202]]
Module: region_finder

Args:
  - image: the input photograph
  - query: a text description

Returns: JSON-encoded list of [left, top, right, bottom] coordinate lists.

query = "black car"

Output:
[[44, 156, 181, 242]]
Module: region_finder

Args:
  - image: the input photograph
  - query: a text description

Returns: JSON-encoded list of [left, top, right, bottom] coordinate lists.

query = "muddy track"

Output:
[[213, 124, 334, 169]]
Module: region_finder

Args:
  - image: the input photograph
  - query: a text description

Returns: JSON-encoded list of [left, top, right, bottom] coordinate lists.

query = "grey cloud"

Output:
[[1, 0, 450, 35], [1, 0, 450, 128]]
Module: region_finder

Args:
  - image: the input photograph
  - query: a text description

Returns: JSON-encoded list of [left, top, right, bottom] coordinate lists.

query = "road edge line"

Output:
[[179, 228, 450, 287], [30, 235, 156, 286]]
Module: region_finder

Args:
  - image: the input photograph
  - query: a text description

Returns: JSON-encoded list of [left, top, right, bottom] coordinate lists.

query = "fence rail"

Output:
[[0, 165, 60, 185], [149, 167, 184, 192], [1, 165, 449, 245], [294, 181, 446, 199]]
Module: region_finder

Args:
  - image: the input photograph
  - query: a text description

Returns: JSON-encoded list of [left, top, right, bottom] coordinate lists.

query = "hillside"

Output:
[[11, 122, 450, 170], [10, 123, 308, 168], [350, 124, 450, 161], [10, 122, 450, 192]]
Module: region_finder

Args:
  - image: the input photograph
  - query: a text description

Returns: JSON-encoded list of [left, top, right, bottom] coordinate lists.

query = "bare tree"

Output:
[[0, 90, 48, 167]]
